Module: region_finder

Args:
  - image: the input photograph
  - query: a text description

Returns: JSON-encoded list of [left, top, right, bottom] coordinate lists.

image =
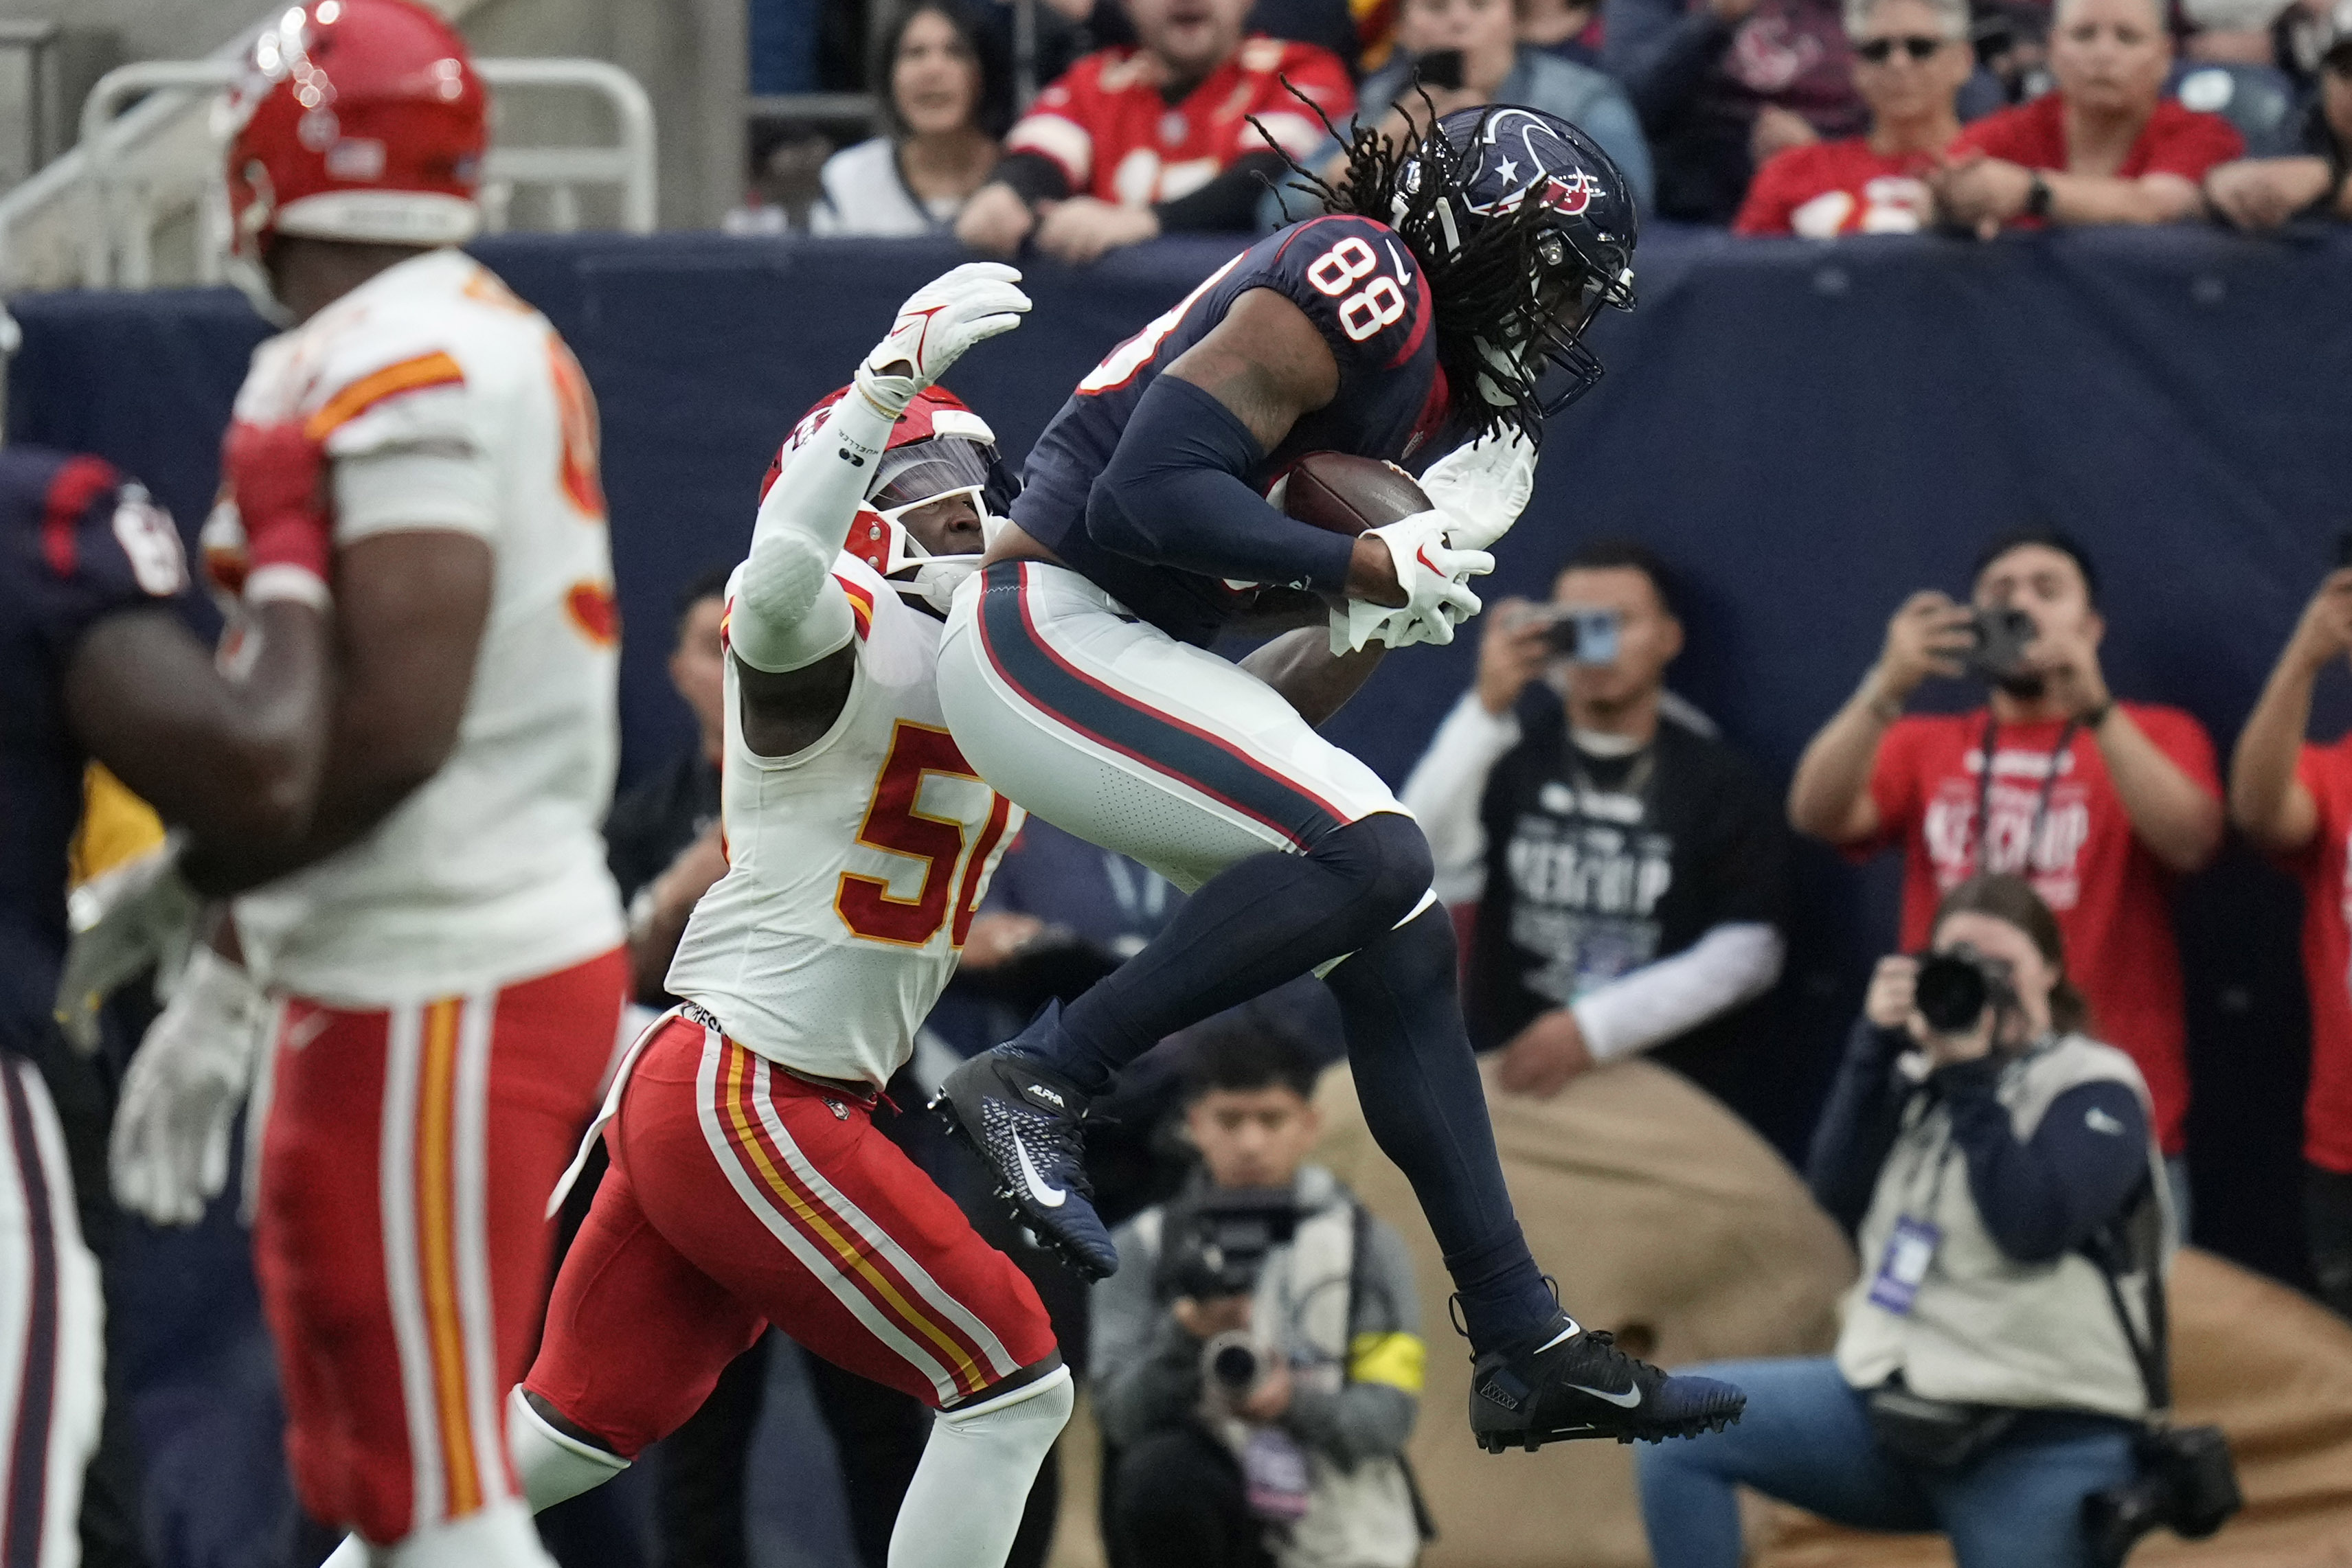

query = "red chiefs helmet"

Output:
[[761, 385, 1019, 580], [223, 0, 488, 255]]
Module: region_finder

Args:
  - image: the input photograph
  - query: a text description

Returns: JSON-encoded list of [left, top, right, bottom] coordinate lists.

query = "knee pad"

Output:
[[1310, 812, 1434, 931], [508, 1386, 631, 1512]]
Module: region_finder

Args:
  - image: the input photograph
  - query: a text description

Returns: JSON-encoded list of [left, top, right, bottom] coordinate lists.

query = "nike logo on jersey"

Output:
[[1386, 240, 1415, 291], [283, 1010, 333, 1052], [2085, 1107, 2126, 1135], [1011, 1130, 1068, 1208]]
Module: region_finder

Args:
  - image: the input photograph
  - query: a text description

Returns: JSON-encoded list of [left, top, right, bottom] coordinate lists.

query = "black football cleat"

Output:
[[1467, 1311, 1747, 1452], [931, 1024, 1118, 1281]]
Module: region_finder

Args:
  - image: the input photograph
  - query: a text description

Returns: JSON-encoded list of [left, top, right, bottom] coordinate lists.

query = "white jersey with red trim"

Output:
[[226, 247, 624, 1004], [664, 553, 1021, 1089]]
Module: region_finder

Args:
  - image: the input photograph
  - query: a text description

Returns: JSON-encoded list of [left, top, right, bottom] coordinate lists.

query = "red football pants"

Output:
[[525, 1014, 1055, 1459], [253, 949, 626, 1545]]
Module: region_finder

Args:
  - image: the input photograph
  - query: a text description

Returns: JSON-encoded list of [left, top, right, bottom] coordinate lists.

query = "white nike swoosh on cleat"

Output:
[[1535, 1321, 1583, 1355], [1011, 1130, 1067, 1209], [1564, 1380, 1643, 1409]]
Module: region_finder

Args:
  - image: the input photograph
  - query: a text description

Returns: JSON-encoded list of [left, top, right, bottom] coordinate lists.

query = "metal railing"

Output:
[[0, 21, 63, 180], [71, 54, 657, 288]]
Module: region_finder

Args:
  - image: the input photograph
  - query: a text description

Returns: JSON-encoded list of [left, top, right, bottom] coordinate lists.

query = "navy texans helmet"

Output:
[[1395, 105, 1638, 418]]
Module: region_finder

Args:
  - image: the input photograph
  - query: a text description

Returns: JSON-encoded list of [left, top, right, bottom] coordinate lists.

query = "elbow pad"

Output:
[[729, 530, 855, 674]]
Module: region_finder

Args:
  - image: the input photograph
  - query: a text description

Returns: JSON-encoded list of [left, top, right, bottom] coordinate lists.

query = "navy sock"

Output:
[[1324, 906, 1556, 1352], [1014, 814, 1434, 1097]]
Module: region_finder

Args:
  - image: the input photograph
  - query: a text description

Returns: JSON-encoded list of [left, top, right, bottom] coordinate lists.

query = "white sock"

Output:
[[508, 1385, 631, 1510], [887, 1367, 1074, 1568], [385, 1499, 553, 1568]]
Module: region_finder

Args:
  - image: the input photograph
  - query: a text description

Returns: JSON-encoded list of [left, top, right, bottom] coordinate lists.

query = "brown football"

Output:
[[1278, 453, 1429, 537]]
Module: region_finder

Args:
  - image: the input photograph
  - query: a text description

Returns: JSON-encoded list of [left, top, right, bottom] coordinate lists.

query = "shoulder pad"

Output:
[[1259, 214, 1432, 371]]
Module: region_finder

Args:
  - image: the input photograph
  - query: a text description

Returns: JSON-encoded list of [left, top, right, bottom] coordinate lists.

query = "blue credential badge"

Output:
[[1866, 1216, 1942, 1315]]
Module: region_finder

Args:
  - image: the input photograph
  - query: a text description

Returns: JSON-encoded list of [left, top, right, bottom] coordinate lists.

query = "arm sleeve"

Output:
[[1805, 1018, 1914, 1234], [727, 390, 900, 674], [1086, 372, 1358, 592], [1398, 691, 1523, 905], [313, 357, 496, 543], [1283, 1216, 1421, 1465], [1940, 1068, 2152, 1263], [1153, 152, 1293, 231], [1087, 1219, 1206, 1447], [1601, 0, 1737, 128], [990, 150, 1075, 206], [1571, 922, 1786, 1061]]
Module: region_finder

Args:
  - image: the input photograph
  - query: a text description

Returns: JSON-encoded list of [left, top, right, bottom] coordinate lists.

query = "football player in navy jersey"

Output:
[[934, 104, 1750, 1452], [1, 435, 334, 1562]]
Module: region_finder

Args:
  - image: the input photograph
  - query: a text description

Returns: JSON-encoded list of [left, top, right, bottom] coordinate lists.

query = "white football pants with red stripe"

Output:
[[0, 1056, 102, 1568], [252, 949, 624, 1554]]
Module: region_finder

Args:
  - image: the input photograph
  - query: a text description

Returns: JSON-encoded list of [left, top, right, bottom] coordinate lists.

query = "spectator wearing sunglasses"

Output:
[[1930, 0, 2243, 232], [2204, 2, 2352, 227], [1735, 0, 1975, 234]]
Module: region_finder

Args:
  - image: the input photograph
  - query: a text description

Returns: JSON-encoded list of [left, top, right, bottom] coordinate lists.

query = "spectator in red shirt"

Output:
[[2226, 565, 2352, 1319], [955, 0, 1355, 262], [1788, 531, 2224, 1214], [1734, 0, 1975, 234], [1930, 0, 2245, 232]]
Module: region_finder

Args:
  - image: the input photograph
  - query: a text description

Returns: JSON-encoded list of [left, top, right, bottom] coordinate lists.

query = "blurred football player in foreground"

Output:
[[106, 5, 629, 1565], [3, 438, 333, 1567], [932, 102, 1750, 1452]]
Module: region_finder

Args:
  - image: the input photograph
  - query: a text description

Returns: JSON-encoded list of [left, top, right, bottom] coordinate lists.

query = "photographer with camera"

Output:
[[1636, 874, 2235, 1568], [1399, 539, 1789, 1124], [1091, 1021, 1425, 1568], [1789, 531, 2222, 1217]]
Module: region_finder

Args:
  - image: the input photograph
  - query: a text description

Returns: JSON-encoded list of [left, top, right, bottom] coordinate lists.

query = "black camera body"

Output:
[[2083, 1425, 2242, 1568], [1965, 604, 2038, 684], [1912, 944, 2017, 1034], [1157, 1188, 1298, 1302]]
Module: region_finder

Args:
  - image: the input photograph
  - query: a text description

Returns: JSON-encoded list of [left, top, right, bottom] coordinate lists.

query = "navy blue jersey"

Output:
[[1017, 214, 1451, 645], [0, 448, 192, 1051]]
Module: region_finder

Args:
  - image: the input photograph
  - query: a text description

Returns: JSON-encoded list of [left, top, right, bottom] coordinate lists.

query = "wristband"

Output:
[[2024, 172, 2053, 220], [243, 563, 332, 612]]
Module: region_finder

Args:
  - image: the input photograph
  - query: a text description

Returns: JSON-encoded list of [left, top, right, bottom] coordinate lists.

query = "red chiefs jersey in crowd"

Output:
[[1734, 138, 1937, 236], [1003, 36, 1354, 206], [1857, 705, 2221, 1155], [2282, 735, 2352, 1174], [1951, 95, 2243, 225]]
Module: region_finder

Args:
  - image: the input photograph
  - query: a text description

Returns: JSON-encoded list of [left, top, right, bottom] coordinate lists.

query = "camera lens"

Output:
[[1210, 1341, 1259, 1389], [1914, 953, 1989, 1034]]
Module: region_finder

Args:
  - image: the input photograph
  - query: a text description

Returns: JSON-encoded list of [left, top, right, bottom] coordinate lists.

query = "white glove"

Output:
[[1330, 511, 1495, 654], [852, 262, 1031, 416], [110, 945, 272, 1227], [1419, 432, 1539, 552], [55, 841, 199, 1054]]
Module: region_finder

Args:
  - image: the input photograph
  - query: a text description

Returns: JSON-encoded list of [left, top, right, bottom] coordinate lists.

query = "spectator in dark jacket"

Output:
[[1604, 0, 1867, 221], [2204, 5, 2352, 226]]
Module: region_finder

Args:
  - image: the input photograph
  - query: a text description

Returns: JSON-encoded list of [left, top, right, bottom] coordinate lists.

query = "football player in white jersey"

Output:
[[103, 5, 628, 1566], [392, 264, 1074, 1568]]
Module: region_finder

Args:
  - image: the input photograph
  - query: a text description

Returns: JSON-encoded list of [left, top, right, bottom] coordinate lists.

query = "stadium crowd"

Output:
[[769, 0, 2352, 241], [10, 2, 2352, 1568]]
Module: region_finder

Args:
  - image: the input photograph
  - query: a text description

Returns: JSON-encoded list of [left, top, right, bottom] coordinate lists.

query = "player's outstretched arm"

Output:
[[732, 262, 1027, 756], [65, 601, 333, 848], [183, 531, 493, 895]]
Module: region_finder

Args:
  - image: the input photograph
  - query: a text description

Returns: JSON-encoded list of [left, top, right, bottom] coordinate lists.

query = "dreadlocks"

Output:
[[1254, 92, 1585, 445]]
